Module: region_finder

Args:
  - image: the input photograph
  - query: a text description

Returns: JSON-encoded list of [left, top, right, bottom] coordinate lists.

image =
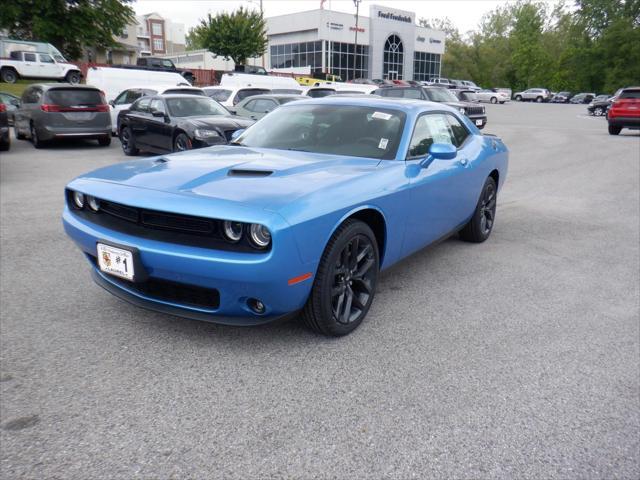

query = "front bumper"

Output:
[[63, 204, 315, 326], [608, 116, 640, 128]]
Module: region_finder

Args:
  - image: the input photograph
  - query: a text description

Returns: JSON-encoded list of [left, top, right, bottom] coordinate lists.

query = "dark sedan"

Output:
[[0, 92, 20, 125], [587, 95, 612, 116], [118, 95, 254, 155]]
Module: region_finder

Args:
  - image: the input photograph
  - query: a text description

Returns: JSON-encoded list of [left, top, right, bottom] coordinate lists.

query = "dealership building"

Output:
[[265, 4, 445, 81]]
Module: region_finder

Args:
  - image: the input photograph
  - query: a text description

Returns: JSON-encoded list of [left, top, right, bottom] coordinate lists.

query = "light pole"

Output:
[[353, 0, 361, 81], [246, 0, 265, 68]]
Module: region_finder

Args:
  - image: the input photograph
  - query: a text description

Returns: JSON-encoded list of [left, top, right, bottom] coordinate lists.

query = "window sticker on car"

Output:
[[378, 138, 389, 149], [372, 112, 392, 121]]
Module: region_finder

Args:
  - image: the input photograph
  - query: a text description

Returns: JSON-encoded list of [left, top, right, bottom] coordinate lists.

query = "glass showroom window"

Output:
[[383, 35, 404, 80], [413, 52, 442, 81], [325, 42, 369, 81], [270, 41, 323, 72]]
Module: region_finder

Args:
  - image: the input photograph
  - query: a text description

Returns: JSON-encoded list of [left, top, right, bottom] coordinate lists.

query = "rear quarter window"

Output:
[[619, 90, 640, 99], [46, 89, 103, 106]]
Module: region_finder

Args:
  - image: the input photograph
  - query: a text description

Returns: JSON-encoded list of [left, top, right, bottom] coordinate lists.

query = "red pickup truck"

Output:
[[608, 86, 640, 135]]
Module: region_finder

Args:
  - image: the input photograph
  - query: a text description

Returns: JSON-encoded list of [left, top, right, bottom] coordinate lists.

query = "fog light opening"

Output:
[[247, 298, 266, 314]]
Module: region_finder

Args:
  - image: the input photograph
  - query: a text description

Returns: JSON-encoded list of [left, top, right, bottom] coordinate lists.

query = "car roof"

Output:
[[29, 83, 101, 91], [243, 94, 305, 99]]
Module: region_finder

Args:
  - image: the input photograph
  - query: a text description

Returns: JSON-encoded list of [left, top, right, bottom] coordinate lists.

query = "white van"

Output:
[[109, 85, 206, 134], [86, 66, 191, 103], [219, 72, 300, 90]]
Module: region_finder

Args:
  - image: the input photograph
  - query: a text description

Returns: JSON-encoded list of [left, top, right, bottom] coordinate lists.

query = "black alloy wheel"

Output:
[[173, 133, 192, 152], [120, 126, 139, 155], [608, 125, 622, 135], [302, 219, 379, 336], [594, 106, 604, 116], [65, 71, 81, 84], [460, 176, 497, 243]]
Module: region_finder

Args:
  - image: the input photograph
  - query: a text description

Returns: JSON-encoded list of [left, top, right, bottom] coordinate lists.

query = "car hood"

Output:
[[76, 146, 380, 212], [179, 115, 254, 130]]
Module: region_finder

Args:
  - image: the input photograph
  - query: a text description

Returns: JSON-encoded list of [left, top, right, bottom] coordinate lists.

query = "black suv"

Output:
[[373, 86, 487, 129]]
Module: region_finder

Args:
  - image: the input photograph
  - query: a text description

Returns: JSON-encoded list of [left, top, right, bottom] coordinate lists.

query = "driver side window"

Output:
[[407, 114, 455, 158]]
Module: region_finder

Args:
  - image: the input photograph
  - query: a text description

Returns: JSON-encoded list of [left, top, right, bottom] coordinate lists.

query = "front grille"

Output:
[[466, 106, 485, 116], [89, 255, 220, 309], [67, 191, 268, 253]]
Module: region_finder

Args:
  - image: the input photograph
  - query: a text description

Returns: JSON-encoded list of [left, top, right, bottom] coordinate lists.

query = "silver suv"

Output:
[[14, 84, 111, 148], [513, 88, 551, 102]]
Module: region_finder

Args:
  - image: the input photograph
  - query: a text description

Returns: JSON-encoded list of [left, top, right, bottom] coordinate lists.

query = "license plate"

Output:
[[475, 119, 483, 126], [97, 243, 134, 281], [63, 112, 93, 121]]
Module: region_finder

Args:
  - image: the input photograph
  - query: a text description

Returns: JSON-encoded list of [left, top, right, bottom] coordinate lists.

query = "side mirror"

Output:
[[420, 143, 457, 168], [151, 109, 165, 118], [108, 100, 115, 107], [230, 129, 245, 141]]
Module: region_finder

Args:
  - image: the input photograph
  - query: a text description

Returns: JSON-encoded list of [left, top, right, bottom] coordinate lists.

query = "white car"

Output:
[[476, 89, 510, 104], [513, 88, 551, 102], [202, 86, 271, 107], [109, 85, 206, 134], [0, 50, 81, 84]]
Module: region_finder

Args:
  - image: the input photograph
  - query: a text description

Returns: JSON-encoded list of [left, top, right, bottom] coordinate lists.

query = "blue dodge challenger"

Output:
[[63, 97, 508, 336]]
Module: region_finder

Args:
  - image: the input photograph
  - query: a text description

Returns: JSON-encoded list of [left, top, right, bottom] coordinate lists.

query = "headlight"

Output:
[[87, 195, 100, 212], [222, 220, 244, 242], [248, 224, 271, 249], [194, 129, 221, 138], [459, 108, 466, 114], [72, 191, 85, 209]]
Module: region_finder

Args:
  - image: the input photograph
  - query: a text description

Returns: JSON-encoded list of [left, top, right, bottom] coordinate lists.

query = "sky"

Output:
[[132, 0, 547, 34]]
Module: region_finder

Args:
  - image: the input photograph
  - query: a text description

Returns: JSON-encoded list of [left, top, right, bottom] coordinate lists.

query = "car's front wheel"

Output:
[[65, 71, 81, 84], [119, 126, 139, 155], [608, 125, 622, 135], [515, 95, 522, 101], [30, 123, 44, 149], [593, 106, 604, 116], [302, 219, 379, 336], [173, 132, 192, 152], [1, 68, 18, 84], [536, 96, 543, 103], [460, 176, 497, 243], [490, 96, 497, 104]]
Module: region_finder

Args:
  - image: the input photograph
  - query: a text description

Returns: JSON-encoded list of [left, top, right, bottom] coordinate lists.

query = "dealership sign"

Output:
[[377, 11, 412, 23]]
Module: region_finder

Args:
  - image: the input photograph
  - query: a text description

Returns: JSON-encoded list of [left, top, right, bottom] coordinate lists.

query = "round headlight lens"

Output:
[[249, 223, 271, 249], [222, 220, 244, 242], [72, 191, 85, 209], [87, 196, 100, 212]]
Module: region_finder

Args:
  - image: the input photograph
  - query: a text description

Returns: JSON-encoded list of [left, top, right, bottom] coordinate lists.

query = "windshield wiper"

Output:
[[286, 148, 310, 152]]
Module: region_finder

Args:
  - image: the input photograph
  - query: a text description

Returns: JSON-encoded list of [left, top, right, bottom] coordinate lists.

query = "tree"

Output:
[[185, 27, 203, 50], [191, 7, 267, 66], [0, 0, 135, 60]]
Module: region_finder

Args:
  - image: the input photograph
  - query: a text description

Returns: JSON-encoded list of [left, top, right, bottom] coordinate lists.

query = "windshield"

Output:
[[166, 97, 229, 117], [236, 104, 406, 160], [424, 88, 459, 103], [206, 89, 232, 102], [460, 92, 478, 102]]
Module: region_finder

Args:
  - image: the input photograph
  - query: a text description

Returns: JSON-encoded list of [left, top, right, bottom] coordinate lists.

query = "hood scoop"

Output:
[[227, 169, 273, 178]]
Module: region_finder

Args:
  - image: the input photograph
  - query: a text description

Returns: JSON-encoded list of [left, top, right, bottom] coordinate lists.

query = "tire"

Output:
[[30, 123, 44, 149], [593, 106, 604, 116], [1, 68, 18, 84], [0, 133, 9, 151], [173, 132, 192, 152], [608, 125, 622, 135], [535, 96, 543, 103], [490, 96, 497, 104], [302, 219, 380, 336], [98, 136, 111, 147], [14, 125, 26, 140], [459, 177, 497, 243], [515, 95, 522, 102], [65, 71, 81, 84], [119, 126, 139, 155]]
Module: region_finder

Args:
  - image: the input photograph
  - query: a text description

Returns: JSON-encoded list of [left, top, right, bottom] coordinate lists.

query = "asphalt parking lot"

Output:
[[1, 103, 639, 479]]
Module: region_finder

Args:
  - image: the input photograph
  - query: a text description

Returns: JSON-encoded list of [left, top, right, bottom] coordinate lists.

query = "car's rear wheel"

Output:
[[515, 95, 522, 101], [608, 125, 622, 135], [98, 136, 111, 147], [173, 132, 192, 152], [14, 125, 26, 140], [490, 97, 497, 104], [119, 126, 139, 155], [65, 71, 81, 84], [30, 123, 44, 149], [302, 219, 379, 336], [460, 176, 497, 243], [1, 68, 18, 84]]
